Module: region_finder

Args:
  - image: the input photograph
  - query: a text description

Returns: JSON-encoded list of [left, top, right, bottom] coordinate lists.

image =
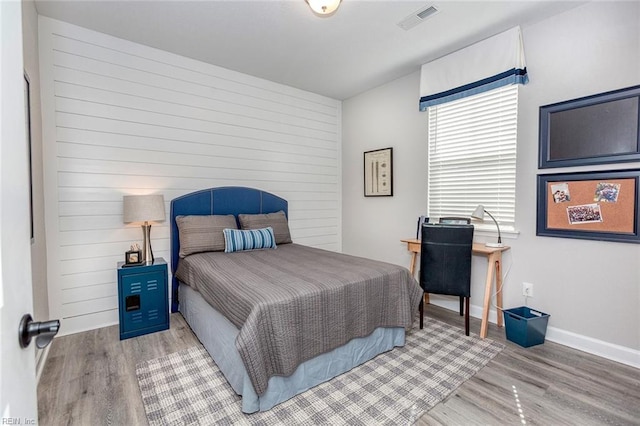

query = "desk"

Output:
[[401, 238, 510, 339]]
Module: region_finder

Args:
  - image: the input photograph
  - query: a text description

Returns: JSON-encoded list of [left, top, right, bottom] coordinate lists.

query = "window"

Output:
[[427, 85, 518, 231]]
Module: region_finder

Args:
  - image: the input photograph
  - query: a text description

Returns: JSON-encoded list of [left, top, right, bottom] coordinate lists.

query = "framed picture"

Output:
[[364, 147, 393, 197], [538, 85, 640, 168], [536, 169, 640, 244], [125, 250, 143, 266]]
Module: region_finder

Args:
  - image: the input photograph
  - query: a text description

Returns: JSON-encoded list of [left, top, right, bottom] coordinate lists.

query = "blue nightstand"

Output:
[[117, 258, 169, 340]]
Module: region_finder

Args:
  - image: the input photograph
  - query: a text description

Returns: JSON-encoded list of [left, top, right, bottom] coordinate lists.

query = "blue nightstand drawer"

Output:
[[118, 258, 169, 340]]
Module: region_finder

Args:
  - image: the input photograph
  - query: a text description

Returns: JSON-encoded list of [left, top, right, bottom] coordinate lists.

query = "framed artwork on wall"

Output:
[[536, 169, 640, 244], [538, 85, 640, 169], [364, 147, 393, 197]]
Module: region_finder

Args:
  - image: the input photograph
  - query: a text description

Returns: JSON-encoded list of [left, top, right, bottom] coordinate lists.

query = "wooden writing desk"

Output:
[[401, 238, 510, 339]]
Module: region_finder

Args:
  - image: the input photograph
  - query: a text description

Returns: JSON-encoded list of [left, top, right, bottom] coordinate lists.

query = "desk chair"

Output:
[[435, 217, 472, 317], [419, 223, 474, 335]]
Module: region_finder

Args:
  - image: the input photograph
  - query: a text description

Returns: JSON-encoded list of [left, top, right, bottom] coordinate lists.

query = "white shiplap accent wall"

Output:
[[38, 17, 342, 336]]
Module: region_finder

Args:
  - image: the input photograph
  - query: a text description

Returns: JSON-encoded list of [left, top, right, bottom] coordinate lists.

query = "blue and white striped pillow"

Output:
[[223, 227, 277, 253]]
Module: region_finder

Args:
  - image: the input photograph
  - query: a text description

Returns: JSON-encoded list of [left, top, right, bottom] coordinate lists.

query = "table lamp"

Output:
[[123, 194, 166, 264], [471, 204, 503, 248]]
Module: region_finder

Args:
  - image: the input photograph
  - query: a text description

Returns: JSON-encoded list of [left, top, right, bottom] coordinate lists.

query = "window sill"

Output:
[[473, 226, 520, 241]]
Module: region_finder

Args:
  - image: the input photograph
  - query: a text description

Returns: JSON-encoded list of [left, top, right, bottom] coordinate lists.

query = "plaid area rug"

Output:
[[136, 319, 503, 425]]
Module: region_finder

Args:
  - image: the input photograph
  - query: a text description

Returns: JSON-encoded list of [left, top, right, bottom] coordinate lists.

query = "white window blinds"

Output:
[[427, 85, 518, 230]]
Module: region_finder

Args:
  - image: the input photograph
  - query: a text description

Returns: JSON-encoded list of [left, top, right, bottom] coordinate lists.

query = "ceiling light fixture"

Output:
[[306, 0, 342, 16]]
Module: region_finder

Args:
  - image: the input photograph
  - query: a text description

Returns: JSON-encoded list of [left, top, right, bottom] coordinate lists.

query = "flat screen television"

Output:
[[538, 85, 640, 168]]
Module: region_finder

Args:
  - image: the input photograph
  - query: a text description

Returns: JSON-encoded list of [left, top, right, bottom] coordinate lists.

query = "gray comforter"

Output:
[[175, 243, 422, 396]]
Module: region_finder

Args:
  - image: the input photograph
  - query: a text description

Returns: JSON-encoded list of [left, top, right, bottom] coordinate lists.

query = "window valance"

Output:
[[419, 26, 528, 111]]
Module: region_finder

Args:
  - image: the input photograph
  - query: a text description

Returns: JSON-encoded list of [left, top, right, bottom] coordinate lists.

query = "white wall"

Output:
[[39, 17, 342, 336], [343, 72, 427, 266], [342, 2, 640, 365]]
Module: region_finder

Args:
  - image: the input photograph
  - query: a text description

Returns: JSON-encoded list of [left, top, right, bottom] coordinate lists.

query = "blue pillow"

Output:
[[223, 227, 277, 253]]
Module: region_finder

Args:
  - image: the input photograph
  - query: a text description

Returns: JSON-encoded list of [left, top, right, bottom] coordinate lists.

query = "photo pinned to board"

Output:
[[594, 182, 621, 203], [567, 203, 603, 225], [551, 182, 571, 203]]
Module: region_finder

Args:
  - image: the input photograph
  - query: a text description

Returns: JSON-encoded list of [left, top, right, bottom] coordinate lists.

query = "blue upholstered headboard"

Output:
[[169, 186, 288, 312]]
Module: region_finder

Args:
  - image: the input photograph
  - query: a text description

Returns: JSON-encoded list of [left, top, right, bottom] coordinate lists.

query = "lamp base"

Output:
[[485, 242, 504, 248], [141, 222, 154, 264]]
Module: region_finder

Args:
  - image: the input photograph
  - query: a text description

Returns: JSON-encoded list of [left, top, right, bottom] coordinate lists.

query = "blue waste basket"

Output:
[[503, 306, 550, 347]]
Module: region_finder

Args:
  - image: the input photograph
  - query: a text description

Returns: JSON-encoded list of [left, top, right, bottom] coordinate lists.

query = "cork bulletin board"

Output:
[[537, 170, 640, 243]]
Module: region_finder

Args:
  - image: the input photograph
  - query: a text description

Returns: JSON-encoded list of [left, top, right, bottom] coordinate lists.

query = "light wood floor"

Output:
[[38, 306, 640, 425]]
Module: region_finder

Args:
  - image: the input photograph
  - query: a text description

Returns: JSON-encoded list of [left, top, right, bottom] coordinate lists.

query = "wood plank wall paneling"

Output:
[[39, 17, 342, 335]]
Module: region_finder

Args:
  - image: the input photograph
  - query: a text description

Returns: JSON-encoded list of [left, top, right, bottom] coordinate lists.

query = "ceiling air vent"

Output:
[[397, 5, 439, 31]]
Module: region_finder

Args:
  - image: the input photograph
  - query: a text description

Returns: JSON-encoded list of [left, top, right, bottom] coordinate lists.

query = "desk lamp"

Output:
[[123, 194, 166, 264], [471, 204, 503, 248]]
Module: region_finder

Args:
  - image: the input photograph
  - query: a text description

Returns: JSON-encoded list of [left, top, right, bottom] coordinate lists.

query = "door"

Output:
[[1, 1, 39, 422]]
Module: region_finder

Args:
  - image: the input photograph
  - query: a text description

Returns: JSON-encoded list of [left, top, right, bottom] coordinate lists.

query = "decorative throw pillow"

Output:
[[223, 227, 277, 253], [176, 215, 237, 257], [238, 210, 292, 244]]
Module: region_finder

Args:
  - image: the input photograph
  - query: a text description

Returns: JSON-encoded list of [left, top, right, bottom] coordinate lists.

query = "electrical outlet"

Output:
[[523, 282, 534, 298]]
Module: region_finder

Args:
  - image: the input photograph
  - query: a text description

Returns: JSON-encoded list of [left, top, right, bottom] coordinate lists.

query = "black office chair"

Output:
[[419, 224, 474, 335], [438, 217, 472, 316]]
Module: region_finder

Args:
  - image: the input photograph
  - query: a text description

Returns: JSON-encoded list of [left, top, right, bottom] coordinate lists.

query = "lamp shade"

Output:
[[123, 194, 166, 223], [306, 0, 342, 15], [471, 205, 485, 220]]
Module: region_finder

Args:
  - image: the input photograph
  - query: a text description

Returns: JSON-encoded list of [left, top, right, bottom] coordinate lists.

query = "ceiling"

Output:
[[34, 0, 585, 100]]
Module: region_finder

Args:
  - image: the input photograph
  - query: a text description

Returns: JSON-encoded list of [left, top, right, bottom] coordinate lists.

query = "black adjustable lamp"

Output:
[[471, 204, 503, 248]]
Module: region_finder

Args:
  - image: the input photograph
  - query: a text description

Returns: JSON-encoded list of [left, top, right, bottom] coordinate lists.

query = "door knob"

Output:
[[18, 314, 60, 349]]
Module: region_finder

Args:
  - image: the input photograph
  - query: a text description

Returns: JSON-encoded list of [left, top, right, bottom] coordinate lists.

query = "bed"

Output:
[[170, 187, 422, 413]]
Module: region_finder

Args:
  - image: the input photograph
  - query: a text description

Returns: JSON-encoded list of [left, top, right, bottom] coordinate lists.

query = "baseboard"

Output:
[[545, 326, 640, 369], [57, 309, 118, 337], [35, 344, 51, 384], [429, 298, 640, 369]]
